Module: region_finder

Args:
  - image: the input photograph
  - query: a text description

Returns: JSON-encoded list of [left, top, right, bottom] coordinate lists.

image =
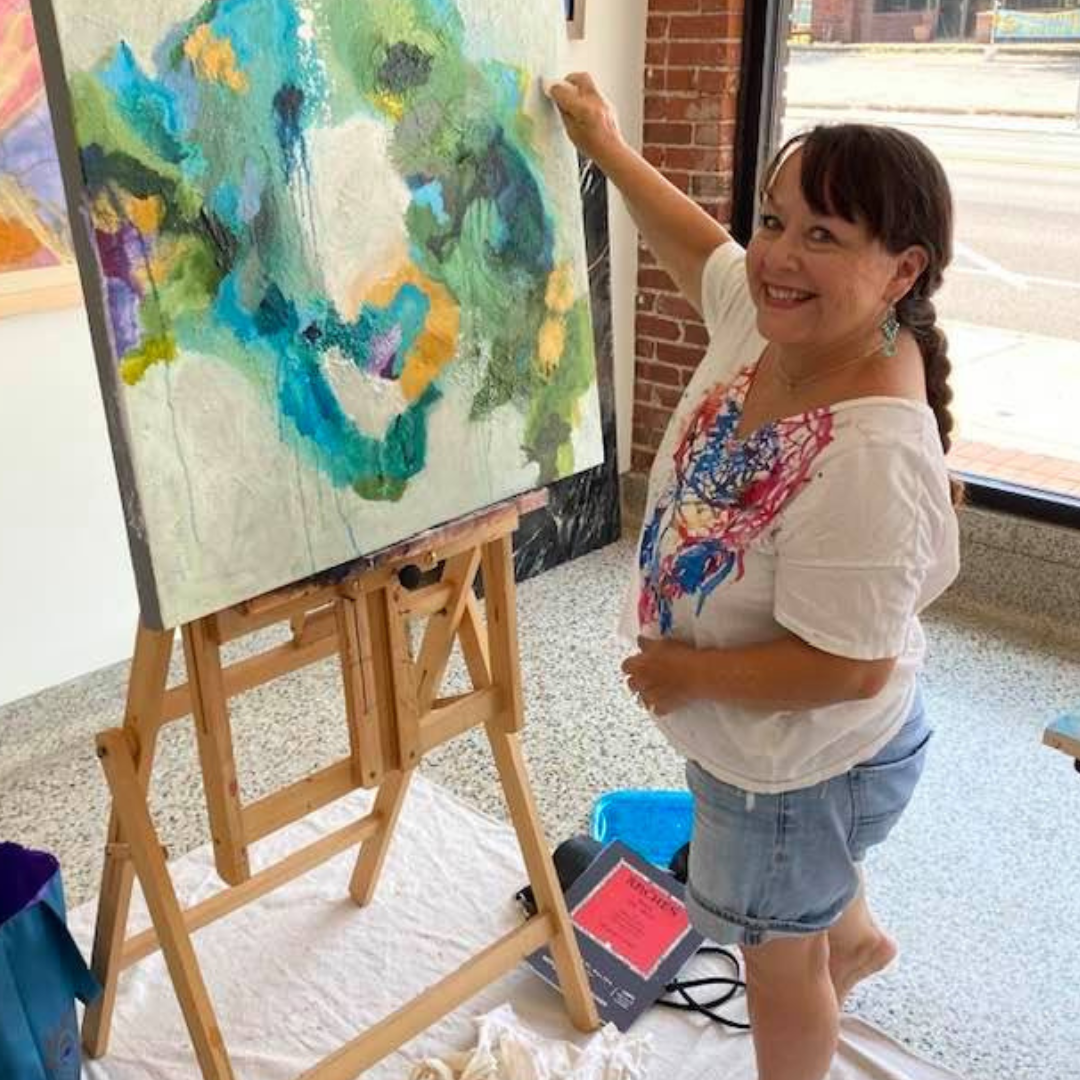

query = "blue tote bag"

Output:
[[0, 843, 101, 1080]]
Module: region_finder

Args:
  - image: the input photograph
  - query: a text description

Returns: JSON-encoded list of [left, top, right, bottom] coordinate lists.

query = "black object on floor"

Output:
[[515, 834, 750, 1031]]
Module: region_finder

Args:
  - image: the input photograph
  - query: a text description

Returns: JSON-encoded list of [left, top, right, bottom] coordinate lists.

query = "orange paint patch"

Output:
[[0, 215, 42, 267]]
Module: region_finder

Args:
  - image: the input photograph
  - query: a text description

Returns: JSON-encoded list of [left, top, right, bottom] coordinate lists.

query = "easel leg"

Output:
[[83, 624, 174, 1058], [183, 619, 251, 885], [348, 770, 412, 906], [486, 726, 599, 1032], [481, 535, 599, 1032], [96, 728, 235, 1080]]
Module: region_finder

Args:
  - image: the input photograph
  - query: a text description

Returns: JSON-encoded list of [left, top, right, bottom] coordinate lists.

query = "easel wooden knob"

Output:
[[82, 499, 600, 1080]]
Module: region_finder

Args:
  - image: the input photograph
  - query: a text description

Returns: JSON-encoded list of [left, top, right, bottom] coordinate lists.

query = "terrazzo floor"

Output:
[[2, 537, 1079, 1080]]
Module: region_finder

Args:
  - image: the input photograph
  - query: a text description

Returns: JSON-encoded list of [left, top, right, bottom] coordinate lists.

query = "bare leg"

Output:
[[743, 932, 839, 1080], [827, 869, 897, 1006]]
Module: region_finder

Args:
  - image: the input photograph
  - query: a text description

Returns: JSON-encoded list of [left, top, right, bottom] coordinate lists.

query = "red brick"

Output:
[[657, 294, 702, 321], [650, 0, 703, 11], [636, 360, 683, 387], [683, 322, 712, 347], [668, 14, 731, 38], [639, 382, 684, 409], [645, 41, 668, 66], [663, 146, 721, 171], [657, 342, 708, 368], [647, 15, 669, 38], [667, 40, 725, 67], [644, 121, 694, 145], [636, 314, 682, 341], [694, 122, 722, 146], [638, 267, 677, 293]]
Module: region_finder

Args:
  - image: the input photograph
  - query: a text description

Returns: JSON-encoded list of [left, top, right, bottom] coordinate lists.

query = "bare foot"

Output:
[[829, 931, 898, 1006]]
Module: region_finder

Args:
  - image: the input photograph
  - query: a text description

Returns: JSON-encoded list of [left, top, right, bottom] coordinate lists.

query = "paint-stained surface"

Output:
[[38, 0, 602, 628], [0, 0, 71, 273]]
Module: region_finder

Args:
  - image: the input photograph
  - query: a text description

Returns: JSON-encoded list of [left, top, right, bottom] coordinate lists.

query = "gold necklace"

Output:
[[772, 341, 884, 393]]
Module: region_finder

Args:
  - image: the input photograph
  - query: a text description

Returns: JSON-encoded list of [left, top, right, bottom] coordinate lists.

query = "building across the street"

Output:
[[791, 1, 1080, 44]]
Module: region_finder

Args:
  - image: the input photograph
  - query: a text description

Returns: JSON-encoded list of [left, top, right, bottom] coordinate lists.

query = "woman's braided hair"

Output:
[[765, 124, 961, 502]]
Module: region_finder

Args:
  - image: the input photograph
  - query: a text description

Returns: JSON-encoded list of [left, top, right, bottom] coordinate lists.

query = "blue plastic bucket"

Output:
[[589, 789, 693, 868]]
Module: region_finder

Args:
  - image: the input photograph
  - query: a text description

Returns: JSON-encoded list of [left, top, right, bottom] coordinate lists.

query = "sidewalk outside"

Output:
[[946, 322, 1080, 496], [786, 45, 1080, 119]]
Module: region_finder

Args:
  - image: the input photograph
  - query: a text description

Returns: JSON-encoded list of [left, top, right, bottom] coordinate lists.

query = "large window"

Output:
[[743, 1, 1080, 518]]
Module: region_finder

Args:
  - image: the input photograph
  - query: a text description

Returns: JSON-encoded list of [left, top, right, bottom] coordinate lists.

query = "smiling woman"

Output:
[[550, 72, 961, 1080]]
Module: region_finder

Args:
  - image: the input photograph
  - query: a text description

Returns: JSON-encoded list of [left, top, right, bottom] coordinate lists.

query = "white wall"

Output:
[[0, 306, 139, 704], [567, 0, 646, 476], [0, 4, 646, 706]]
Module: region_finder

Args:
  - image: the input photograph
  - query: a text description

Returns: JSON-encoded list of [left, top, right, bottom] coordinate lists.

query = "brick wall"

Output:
[[811, 0, 857, 43], [632, 0, 745, 473]]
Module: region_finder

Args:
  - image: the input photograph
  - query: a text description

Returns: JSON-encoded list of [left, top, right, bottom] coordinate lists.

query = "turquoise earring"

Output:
[[881, 306, 900, 358]]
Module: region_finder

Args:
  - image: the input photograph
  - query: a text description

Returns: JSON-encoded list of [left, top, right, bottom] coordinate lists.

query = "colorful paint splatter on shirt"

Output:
[[67, 0, 594, 499], [639, 365, 834, 636]]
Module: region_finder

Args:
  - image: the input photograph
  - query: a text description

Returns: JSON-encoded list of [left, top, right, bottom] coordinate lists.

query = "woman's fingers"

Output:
[[565, 71, 598, 94]]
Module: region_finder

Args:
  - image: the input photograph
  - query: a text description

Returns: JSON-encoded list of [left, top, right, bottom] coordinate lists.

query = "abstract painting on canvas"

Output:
[[0, 0, 79, 315], [32, 0, 604, 628]]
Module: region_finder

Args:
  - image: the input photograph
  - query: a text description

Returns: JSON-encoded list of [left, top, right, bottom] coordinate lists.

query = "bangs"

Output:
[[764, 127, 898, 237]]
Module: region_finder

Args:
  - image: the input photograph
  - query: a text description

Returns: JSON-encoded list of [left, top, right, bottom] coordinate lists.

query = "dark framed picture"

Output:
[[566, 0, 586, 40]]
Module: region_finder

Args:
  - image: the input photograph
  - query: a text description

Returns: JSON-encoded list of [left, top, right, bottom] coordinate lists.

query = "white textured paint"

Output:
[[321, 348, 411, 441], [306, 116, 413, 319], [51, 1, 200, 70]]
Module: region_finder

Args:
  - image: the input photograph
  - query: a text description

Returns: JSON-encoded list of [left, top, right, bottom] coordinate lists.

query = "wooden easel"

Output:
[[81, 499, 600, 1080]]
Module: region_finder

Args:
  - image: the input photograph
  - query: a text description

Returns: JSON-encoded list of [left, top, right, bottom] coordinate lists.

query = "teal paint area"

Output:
[[73, 0, 593, 502]]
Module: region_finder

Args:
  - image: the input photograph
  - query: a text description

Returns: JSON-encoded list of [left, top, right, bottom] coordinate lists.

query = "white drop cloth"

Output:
[[68, 775, 966, 1080]]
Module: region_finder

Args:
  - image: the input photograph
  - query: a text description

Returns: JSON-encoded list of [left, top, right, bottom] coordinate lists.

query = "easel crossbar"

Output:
[[296, 915, 557, 1080], [121, 805, 385, 968]]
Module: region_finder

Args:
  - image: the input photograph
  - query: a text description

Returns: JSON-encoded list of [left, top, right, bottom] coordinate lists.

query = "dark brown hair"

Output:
[[763, 124, 961, 502]]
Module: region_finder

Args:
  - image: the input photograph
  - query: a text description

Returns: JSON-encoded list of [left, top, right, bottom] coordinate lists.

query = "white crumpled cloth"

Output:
[[409, 1004, 653, 1080]]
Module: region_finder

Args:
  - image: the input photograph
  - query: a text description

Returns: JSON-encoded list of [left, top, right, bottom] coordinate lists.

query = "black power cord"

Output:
[[658, 945, 750, 1031]]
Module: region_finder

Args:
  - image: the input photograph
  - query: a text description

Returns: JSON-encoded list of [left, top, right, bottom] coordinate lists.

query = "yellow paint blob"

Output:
[[537, 316, 566, 378], [123, 193, 165, 236], [121, 335, 177, 386], [545, 264, 576, 315], [183, 24, 249, 93], [371, 91, 406, 121]]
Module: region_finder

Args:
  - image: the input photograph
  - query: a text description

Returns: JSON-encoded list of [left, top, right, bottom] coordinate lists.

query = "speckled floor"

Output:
[[2, 536, 1079, 1080]]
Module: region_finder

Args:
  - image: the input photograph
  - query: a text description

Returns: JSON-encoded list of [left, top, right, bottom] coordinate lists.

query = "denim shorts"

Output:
[[683, 691, 932, 947]]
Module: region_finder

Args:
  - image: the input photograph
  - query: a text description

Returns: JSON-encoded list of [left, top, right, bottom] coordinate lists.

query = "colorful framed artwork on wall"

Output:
[[0, 0, 79, 317]]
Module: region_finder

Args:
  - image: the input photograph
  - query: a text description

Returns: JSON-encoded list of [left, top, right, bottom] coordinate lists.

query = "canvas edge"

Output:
[[30, 0, 166, 631]]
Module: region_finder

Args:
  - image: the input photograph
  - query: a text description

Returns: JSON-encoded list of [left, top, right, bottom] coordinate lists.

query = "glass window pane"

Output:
[[774, 2, 1080, 501]]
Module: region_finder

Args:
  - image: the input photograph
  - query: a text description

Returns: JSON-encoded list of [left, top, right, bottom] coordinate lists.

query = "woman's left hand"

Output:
[[622, 636, 703, 716]]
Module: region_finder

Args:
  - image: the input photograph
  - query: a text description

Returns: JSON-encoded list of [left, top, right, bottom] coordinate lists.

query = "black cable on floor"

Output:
[[657, 945, 751, 1031]]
